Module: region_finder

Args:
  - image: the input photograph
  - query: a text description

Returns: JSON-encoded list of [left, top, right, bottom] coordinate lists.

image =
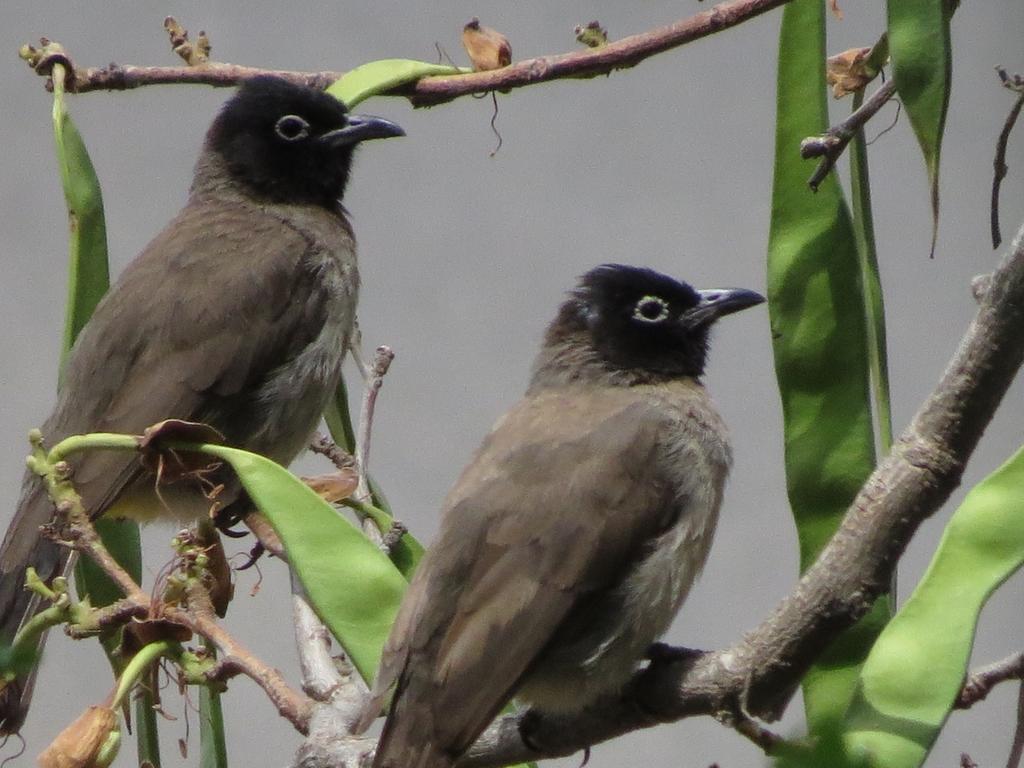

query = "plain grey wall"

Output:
[[1, 2, 1022, 766]]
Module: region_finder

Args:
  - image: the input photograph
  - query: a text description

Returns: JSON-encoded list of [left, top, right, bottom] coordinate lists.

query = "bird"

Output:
[[0, 75, 404, 734], [359, 264, 764, 768]]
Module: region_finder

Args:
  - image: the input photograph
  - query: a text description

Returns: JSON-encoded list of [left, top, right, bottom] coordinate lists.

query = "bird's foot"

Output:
[[645, 642, 706, 665], [518, 709, 545, 753], [236, 541, 265, 571]]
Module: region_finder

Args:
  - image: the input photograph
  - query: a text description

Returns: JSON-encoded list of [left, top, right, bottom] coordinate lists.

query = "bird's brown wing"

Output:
[[369, 389, 680, 767], [48, 198, 341, 518]]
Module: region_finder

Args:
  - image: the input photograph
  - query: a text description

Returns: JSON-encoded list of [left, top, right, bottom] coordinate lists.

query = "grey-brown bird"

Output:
[[360, 265, 764, 768], [0, 75, 403, 733]]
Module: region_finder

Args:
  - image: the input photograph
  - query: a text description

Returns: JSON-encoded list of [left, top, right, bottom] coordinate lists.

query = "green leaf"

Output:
[[198, 444, 407, 684], [324, 377, 359, 454], [843, 446, 1024, 767], [326, 59, 467, 108], [51, 66, 156, 763], [74, 519, 142, 606], [0, 642, 38, 678], [135, 691, 162, 768], [849, 91, 894, 457], [769, 0, 888, 729], [345, 498, 424, 580], [887, 0, 952, 254], [50, 66, 110, 373], [200, 640, 229, 768]]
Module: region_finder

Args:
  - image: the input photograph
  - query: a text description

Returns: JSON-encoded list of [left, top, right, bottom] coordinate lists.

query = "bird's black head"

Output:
[[206, 76, 404, 208], [558, 264, 764, 378]]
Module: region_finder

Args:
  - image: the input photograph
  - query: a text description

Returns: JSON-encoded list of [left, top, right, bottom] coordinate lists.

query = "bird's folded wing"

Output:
[[43, 200, 333, 517], [374, 393, 679, 758]]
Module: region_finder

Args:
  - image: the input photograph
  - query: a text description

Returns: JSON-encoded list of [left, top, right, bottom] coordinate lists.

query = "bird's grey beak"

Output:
[[321, 114, 405, 147], [682, 287, 765, 328]]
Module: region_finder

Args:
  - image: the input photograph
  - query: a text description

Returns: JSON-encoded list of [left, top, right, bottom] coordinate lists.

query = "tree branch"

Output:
[[800, 78, 897, 191], [22, 0, 791, 104], [34, 454, 316, 735], [957, 652, 1024, 709]]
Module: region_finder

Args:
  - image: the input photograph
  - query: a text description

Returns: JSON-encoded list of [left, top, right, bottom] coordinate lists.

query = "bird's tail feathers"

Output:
[[372, 685, 455, 768], [0, 479, 71, 735]]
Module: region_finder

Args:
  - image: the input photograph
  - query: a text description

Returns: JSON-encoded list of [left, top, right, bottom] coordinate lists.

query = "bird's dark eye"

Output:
[[633, 295, 671, 323], [274, 114, 311, 142]]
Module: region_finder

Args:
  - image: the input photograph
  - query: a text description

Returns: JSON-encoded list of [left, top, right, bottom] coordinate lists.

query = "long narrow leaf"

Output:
[[849, 91, 894, 457], [843, 446, 1024, 767], [768, 0, 888, 729], [51, 66, 109, 370], [887, 0, 952, 253], [200, 640, 229, 768], [51, 65, 157, 766]]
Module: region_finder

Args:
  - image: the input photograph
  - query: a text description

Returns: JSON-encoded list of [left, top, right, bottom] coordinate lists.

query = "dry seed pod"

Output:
[[37, 705, 119, 768]]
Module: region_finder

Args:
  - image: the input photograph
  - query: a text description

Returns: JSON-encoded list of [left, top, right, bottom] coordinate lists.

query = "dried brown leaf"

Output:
[[194, 523, 234, 617], [37, 705, 118, 768], [137, 419, 224, 483], [827, 46, 874, 98], [462, 17, 512, 72], [302, 468, 360, 504]]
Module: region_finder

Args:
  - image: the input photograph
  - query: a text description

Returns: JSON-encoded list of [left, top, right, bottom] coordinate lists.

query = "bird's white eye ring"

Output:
[[633, 295, 671, 323], [275, 115, 310, 142]]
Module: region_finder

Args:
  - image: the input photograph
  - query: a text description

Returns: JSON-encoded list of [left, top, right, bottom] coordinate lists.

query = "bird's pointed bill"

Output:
[[321, 115, 405, 147]]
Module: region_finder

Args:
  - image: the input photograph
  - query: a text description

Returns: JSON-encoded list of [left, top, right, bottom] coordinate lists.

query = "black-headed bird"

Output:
[[360, 264, 764, 768]]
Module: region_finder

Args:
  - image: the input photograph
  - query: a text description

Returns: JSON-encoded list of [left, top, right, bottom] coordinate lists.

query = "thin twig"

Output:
[[714, 708, 783, 754], [801, 78, 898, 191], [50, 506, 148, 605], [23, 0, 792, 104], [50, 491, 314, 733], [355, 346, 394, 503], [1008, 682, 1024, 768], [310, 432, 355, 472], [63, 599, 148, 638], [957, 651, 1024, 709], [291, 578, 369, 730], [164, 601, 313, 733], [991, 67, 1024, 249]]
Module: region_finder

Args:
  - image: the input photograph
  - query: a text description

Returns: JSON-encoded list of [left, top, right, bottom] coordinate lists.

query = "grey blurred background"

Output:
[[1, 2, 1022, 766]]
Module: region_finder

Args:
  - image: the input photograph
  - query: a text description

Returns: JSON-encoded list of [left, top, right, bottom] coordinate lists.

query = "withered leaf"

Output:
[[122, 619, 193, 654], [302, 468, 360, 504], [137, 419, 225, 483], [194, 523, 234, 617], [462, 17, 512, 72], [827, 46, 876, 98], [37, 705, 118, 768]]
